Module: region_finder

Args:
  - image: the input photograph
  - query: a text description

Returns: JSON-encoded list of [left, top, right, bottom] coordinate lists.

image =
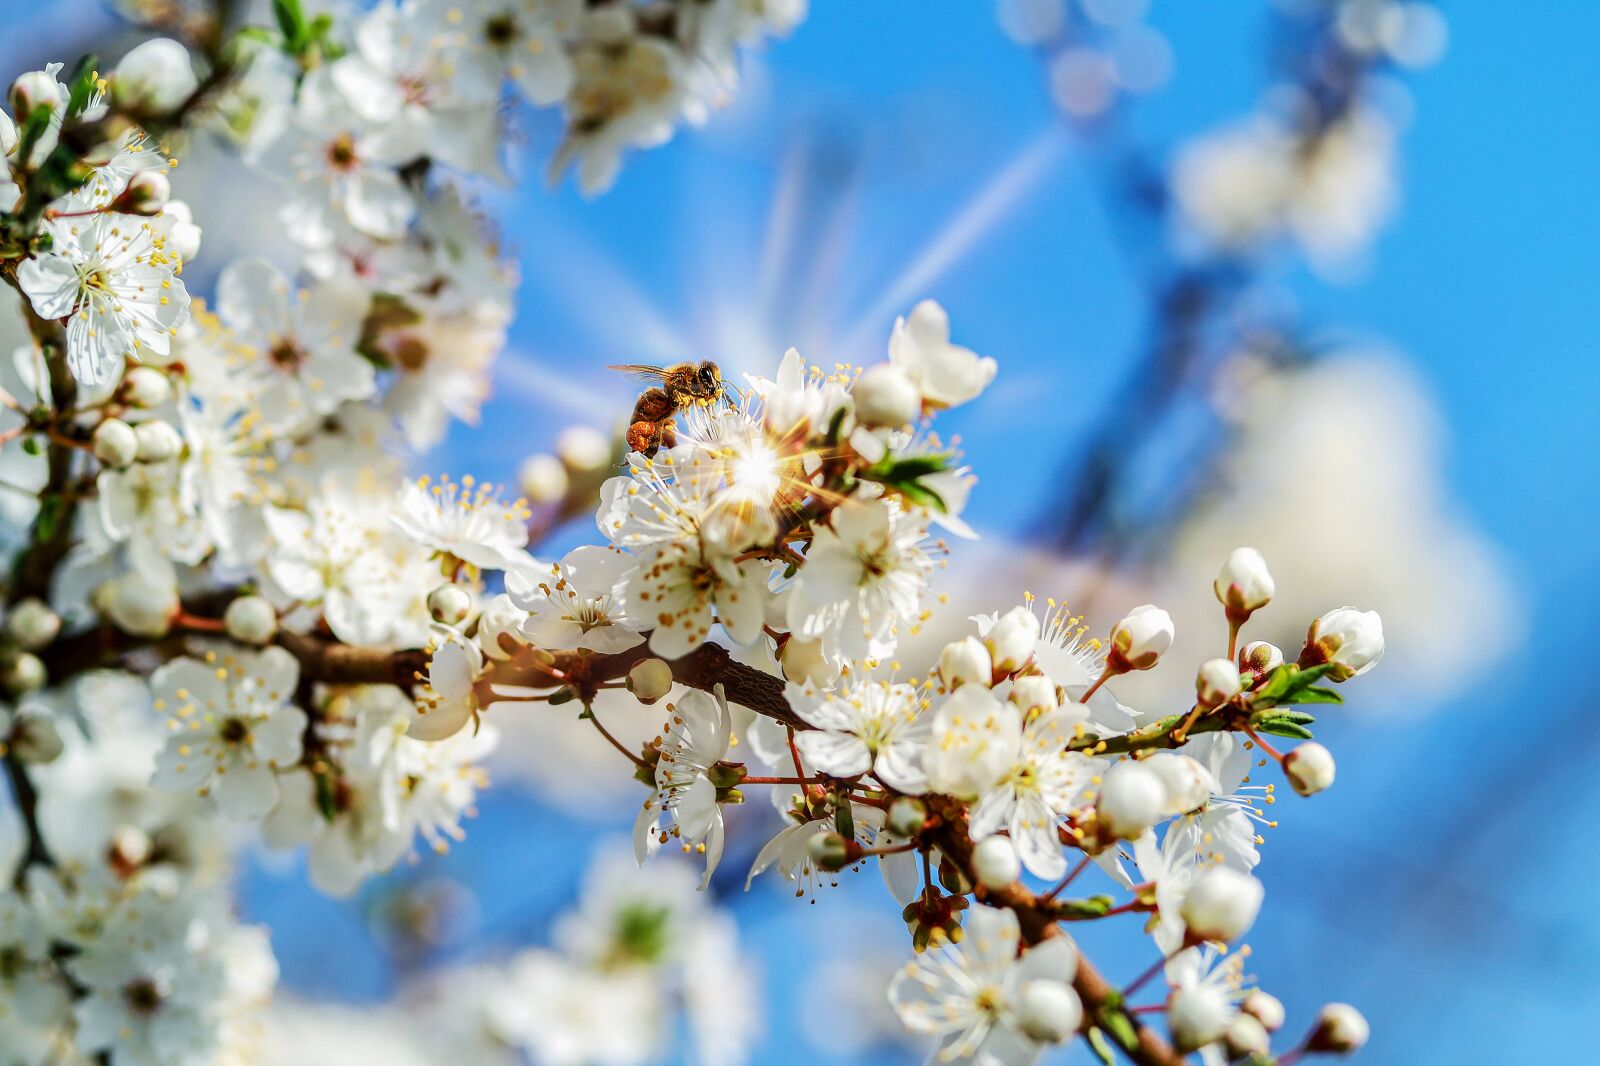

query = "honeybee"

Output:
[[609, 361, 724, 455]]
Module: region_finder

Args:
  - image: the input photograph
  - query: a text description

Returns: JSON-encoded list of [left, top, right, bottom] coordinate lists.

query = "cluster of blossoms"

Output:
[[0, 3, 1394, 1066]]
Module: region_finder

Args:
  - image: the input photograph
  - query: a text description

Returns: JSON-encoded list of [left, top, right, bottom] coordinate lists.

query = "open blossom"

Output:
[[440, 0, 577, 107], [634, 687, 732, 889], [978, 598, 1138, 734], [150, 647, 306, 820], [790, 677, 931, 794], [215, 257, 375, 430], [889, 904, 1079, 1066], [263, 491, 399, 647], [17, 212, 190, 385], [786, 499, 937, 661], [510, 545, 642, 653], [411, 625, 485, 741], [390, 474, 531, 571], [623, 536, 768, 659]]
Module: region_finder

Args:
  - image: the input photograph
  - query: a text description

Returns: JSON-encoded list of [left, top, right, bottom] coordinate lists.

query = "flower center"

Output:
[[219, 717, 250, 745], [326, 133, 358, 171], [123, 976, 166, 1015]]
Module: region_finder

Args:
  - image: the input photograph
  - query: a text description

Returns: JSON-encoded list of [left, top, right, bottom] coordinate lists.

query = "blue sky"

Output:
[[4, 1, 1596, 1062]]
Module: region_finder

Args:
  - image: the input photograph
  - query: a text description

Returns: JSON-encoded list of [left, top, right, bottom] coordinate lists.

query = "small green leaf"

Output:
[[1086, 1027, 1116, 1066], [834, 797, 855, 842], [1255, 720, 1315, 740], [1250, 709, 1315, 727], [1290, 686, 1343, 705], [273, 0, 306, 44], [65, 55, 100, 118], [1055, 895, 1114, 920], [1100, 1008, 1138, 1051]]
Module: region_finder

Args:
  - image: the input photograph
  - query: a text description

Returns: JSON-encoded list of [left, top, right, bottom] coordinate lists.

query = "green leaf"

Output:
[[1254, 663, 1338, 706], [1086, 1027, 1116, 1066], [1249, 709, 1315, 727], [1291, 686, 1343, 705], [1255, 720, 1315, 740], [834, 797, 855, 842], [273, 0, 306, 47], [65, 55, 100, 118], [1055, 895, 1114, 920], [887, 478, 947, 513], [1100, 1008, 1138, 1051]]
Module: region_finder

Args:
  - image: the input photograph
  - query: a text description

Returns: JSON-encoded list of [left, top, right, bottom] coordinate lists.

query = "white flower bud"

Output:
[[779, 637, 836, 687], [1195, 657, 1242, 708], [10, 71, 60, 117], [1224, 1013, 1270, 1058], [1146, 754, 1216, 816], [112, 169, 171, 216], [92, 418, 139, 468], [1302, 607, 1384, 681], [556, 424, 612, 473], [161, 200, 202, 261], [518, 453, 568, 503], [2, 651, 46, 694], [6, 597, 60, 650], [1009, 674, 1058, 716], [1180, 866, 1264, 943], [984, 606, 1039, 676], [1283, 741, 1336, 796], [0, 110, 16, 157], [627, 658, 674, 704], [853, 363, 921, 427], [1238, 639, 1283, 677], [938, 636, 992, 690], [1096, 762, 1166, 840], [97, 571, 177, 638], [427, 584, 472, 626], [121, 366, 172, 408], [1309, 1003, 1370, 1053], [805, 830, 851, 872], [1241, 989, 1285, 1032], [1214, 546, 1274, 615], [1109, 604, 1174, 671], [7, 712, 63, 764], [1016, 980, 1083, 1044], [223, 595, 277, 645], [1167, 984, 1233, 1051], [112, 38, 199, 116], [887, 796, 927, 837], [133, 420, 182, 462], [971, 836, 1021, 889]]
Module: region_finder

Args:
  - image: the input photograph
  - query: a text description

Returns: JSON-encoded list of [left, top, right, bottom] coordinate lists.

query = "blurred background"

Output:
[[4, 0, 1596, 1063]]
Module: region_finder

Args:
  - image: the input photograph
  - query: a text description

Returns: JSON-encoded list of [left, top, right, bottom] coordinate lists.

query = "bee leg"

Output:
[[658, 418, 678, 450]]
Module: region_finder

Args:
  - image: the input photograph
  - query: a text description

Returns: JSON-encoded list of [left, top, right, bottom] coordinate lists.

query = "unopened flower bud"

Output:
[[427, 584, 472, 626], [133, 420, 182, 462], [1308, 1003, 1369, 1053], [1180, 866, 1264, 943], [121, 366, 172, 408], [1300, 607, 1384, 681], [779, 637, 835, 686], [1224, 1013, 1270, 1058], [97, 572, 177, 638], [1016, 980, 1083, 1044], [971, 836, 1021, 889], [984, 606, 1040, 676], [938, 636, 992, 690], [1238, 639, 1283, 678], [1168, 984, 1233, 1051], [1241, 989, 1285, 1031], [627, 658, 674, 703], [112, 38, 199, 116], [806, 831, 852, 872], [1108, 604, 1174, 672], [10, 71, 59, 117], [518, 453, 568, 503], [1283, 741, 1336, 796], [112, 169, 171, 216], [1214, 546, 1274, 615], [1146, 754, 1216, 816], [93, 418, 139, 467], [1096, 762, 1166, 840], [6, 711, 62, 763], [1195, 657, 1242, 708], [1, 651, 46, 694], [6, 597, 60, 650], [223, 595, 277, 645], [108, 824, 152, 875], [1009, 674, 1057, 716], [0, 110, 16, 157], [853, 363, 921, 427], [556, 424, 611, 472], [887, 796, 927, 838]]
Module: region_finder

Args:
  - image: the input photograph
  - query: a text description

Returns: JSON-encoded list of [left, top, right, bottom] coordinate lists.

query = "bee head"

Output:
[[696, 360, 722, 399]]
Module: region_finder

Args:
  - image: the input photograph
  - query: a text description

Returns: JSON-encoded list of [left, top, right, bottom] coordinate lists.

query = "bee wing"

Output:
[[607, 364, 671, 381]]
